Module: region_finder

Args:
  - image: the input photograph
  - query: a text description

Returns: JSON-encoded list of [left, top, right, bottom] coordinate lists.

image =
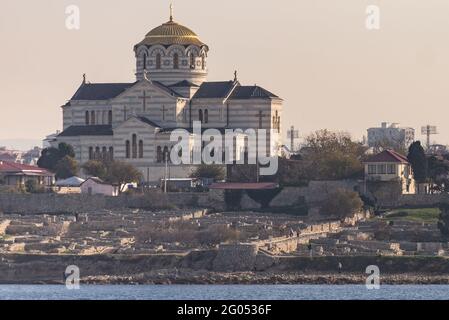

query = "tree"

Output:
[[105, 161, 142, 193], [54, 156, 79, 180], [320, 189, 364, 219], [263, 158, 309, 186], [37, 143, 75, 172], [191, 164, 225, 181], [372, 137, 408, 155], [427, 156, 449, 192], [407, 141, 427, 183], [82, 160, 108, 179], [303, 130, 365, 180]]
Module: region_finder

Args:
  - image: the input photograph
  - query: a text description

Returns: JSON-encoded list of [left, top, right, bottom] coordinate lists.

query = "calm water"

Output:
[[0, 285, 448, 300]]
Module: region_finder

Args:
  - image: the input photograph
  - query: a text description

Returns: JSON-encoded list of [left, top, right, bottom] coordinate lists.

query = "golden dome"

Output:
[[137, 19, 206, 47]]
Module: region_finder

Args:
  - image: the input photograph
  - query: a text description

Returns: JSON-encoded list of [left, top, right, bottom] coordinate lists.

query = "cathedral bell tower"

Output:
[[134, 5, 209, 86]]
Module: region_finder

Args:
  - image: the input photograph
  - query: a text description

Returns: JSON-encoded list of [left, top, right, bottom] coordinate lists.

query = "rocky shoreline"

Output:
[[76, 270, 449, 285]]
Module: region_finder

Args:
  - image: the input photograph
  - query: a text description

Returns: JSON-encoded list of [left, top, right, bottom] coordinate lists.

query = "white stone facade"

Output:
[[367, 122, 415, 151], [51, 13, 283, 183]]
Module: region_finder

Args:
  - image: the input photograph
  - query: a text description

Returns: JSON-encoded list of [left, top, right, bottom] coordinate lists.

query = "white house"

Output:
[[364, 149, 416, 194], [80, 177, 119, 196]]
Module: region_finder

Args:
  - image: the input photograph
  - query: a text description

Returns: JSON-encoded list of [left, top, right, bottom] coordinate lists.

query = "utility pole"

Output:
[[421, 125, 438, 151], [164, 150, 169, 193], [287, 126, 299, 152]]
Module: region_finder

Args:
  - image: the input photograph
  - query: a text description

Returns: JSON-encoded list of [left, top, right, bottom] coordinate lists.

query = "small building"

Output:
[[364, 149, 415, 194], [160, 178, 200, 191], [0, 161, 55, 187], [80, 177, 119, 196], [55, 176, 85, 194]]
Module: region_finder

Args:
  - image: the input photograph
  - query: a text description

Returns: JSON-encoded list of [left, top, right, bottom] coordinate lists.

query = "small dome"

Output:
[[137, 19, 206, 47]]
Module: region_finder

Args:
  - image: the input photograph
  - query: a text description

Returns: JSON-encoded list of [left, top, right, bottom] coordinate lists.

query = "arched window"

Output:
[[126, 141, 130, 159], [95, 147, 100, 160], [88, 147, 93, 160], [132, 134, 137, 159], [156, 53, 161, 69], [173, 53, 179, 69], [139, 140, 144, 158], [109, 147, 114, 160], [143, 53, 147, 70], [108, 110, 112, 125], [91, 111, 96, 125], [85, 111, 90, 125], [190, 53, 195, 69], [204, 109, 209, 124], [157, 146, 162, 163], [102, 147, 107, 160], [199, 109, 203, 123], [201, 55, 205, 70]]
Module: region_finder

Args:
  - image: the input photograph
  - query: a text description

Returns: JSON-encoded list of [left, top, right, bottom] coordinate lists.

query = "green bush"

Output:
[[320, 189, 363, 219]]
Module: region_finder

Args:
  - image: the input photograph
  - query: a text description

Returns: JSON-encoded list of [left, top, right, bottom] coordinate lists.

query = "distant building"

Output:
[[364, 149, 415, 194], [80, 177, 119, 196], [0, 161, 54, 187], [367, 122, 415, 151], [21, 147, 42, 166], [43, 131, 60, 149]]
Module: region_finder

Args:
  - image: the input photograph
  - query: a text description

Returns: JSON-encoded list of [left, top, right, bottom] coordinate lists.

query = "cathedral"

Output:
[[52, 9, 283, 182]]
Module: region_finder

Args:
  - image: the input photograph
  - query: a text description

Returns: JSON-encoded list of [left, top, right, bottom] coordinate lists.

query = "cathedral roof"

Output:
[[192, 81, 237, 99], [136, 116, 161, 128], [70, 81, 183, 101], [192, 81, 280, 100], [137, 19, 206, 48], [58, 125, 113, 137], [231, 86, 279, 100], [71, 83, 135, 101], [170, 80, 200, 88]]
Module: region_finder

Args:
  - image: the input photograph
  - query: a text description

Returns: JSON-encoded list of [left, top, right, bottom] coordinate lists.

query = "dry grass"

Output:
[[135, 220, 243, 247]]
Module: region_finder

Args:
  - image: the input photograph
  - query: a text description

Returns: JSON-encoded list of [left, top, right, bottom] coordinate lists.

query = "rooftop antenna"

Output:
[[421, 125, 438, 150]]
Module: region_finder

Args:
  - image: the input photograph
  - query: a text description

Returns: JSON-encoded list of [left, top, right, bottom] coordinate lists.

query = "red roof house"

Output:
[[363, 150, 415, 194], [0, 161, 55, 187]]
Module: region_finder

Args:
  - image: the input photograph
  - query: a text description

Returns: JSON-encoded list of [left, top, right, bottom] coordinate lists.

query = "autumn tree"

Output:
[[105, 161, 143, 193], [320, 189, 364, 219], [82, 160, 108, 180], [303, 130, 366, 180], [191, 164, 226, 181]]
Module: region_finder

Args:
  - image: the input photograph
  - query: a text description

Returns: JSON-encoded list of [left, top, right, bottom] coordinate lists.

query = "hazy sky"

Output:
[[1, 0, 449, 148]]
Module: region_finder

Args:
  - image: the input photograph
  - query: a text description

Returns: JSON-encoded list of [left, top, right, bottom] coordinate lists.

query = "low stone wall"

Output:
[[383, 194, 449, 208], [270, 180, 359, 208], [0, 190, 225, 214], [212, 244, 259, 272]]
